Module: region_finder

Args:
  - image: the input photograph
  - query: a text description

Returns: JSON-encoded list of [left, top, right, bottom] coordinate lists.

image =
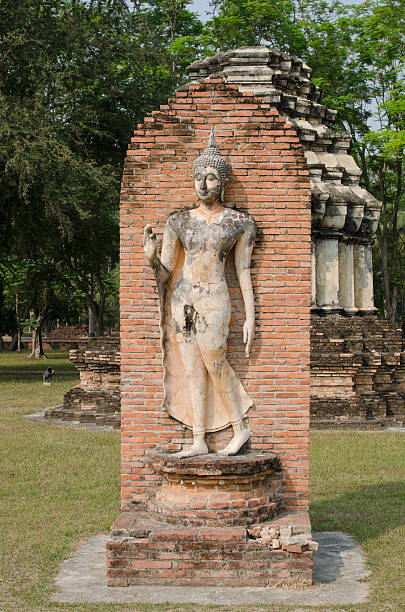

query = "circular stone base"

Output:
[[149, 452, 281, 527]]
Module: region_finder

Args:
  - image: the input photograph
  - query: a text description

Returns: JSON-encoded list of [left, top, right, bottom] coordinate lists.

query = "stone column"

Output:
[[353, 238, 377, 315], [311, 239, 316, 308], [338, 238, 357, 314], [315, 231, 341, 312], [316, 195, 347, 313]]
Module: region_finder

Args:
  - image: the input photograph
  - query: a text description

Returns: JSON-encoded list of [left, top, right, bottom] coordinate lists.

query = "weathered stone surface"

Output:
[[144, 135, 256, 458], [152, 451, 280, 477]]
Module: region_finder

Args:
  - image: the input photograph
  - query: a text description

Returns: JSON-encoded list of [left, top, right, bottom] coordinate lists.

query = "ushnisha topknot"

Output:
[[193, 128, 229, 185]]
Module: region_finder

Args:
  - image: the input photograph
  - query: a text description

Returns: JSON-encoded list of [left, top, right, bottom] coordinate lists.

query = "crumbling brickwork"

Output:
[[46, 330, 120, 428], [43, 325, 89, 350], [107, 511, 314, 587], [311, 315, 405, 428]]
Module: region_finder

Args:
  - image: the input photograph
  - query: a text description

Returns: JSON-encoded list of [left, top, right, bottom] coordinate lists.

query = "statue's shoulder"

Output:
[[229, 208, 257, 236], [166, 209, 192, 231]]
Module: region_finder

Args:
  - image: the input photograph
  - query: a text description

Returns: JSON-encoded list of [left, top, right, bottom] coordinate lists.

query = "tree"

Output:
[[0, 0, 204, 345], [203, 0, 307, 56], [366, 83, 405, 323], [1, 254, 62, 355]]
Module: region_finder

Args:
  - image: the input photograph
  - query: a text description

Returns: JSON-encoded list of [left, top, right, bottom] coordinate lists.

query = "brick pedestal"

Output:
[[107, 511, 314, 587], [149, 453, 281, 527]]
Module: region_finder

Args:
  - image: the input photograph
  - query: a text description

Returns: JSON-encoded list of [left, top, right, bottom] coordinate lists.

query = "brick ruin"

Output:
[[311, 315, 405, 428], [107, 45, 314, 586], [42, 46, 402, 588], [53, 315, 405, 430], [45, 330, 121, 429], [43, 325, 89, 350]]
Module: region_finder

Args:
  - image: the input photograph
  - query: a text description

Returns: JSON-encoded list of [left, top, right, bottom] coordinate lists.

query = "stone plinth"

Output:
[[107, 511, 313, 587], [148, 453, 281, 526]]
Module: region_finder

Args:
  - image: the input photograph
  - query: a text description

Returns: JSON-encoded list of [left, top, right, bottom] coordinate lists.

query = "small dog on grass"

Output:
[[43, 367, 55, 386]]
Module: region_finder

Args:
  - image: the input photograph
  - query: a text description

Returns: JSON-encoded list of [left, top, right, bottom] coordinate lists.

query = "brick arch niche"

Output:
[[111, 76, 313, 587]]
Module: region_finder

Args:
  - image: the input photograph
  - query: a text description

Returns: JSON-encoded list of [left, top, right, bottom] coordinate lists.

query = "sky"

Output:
[[189, 0, 212, 21]]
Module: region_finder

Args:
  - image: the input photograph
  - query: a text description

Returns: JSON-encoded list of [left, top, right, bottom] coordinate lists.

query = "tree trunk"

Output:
[[96, 292, 105, 336], [0, 277, 4, 350], [391, 285, 398, 325], [15, 293, 21, 352], [377, 226, 392, 321], [9, 331, 18, 352], [87, 293, 104, 337], [9, 304, 31, 351], [38, 327, 46, 358], [29, 327, 39, 358], [28, 311, 47, 359], [88, 306, 95, 336]]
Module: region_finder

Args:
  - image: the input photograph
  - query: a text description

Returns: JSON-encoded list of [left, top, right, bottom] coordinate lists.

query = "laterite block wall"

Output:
[[120, 78, 311, 512]]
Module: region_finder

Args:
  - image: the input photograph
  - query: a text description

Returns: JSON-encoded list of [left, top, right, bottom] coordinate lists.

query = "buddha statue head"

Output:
[[193, 129, 229, 204]]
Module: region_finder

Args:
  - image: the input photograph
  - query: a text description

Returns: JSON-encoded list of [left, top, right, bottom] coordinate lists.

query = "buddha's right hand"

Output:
[[144, 225, 158, 266], [243, 318, 255, 357]]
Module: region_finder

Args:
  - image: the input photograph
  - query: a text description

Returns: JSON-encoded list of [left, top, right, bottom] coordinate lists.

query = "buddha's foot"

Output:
[[218, 429, 251, 456], [177, 439, 209, 459]]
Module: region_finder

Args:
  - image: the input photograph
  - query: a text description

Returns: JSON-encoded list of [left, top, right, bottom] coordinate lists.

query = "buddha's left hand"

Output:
[[243, 319, 255, 357]]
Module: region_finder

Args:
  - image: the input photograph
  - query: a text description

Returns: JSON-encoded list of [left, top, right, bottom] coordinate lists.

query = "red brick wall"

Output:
[[120, 79, 311, 512]]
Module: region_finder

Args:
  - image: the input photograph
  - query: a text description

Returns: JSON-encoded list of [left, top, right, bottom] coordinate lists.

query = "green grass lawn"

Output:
[[0, 348, 77, 371], [0, 350, 404, 611]]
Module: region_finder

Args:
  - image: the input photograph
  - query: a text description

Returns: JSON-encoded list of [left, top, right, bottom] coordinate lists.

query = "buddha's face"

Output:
[[194, 166, 222, 206]]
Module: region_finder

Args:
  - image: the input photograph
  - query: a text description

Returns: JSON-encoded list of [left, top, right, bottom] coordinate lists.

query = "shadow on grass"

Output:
[[310, 480, 405, 543]]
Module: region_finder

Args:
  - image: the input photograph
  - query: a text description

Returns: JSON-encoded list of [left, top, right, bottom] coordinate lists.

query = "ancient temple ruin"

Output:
[[186, 47, 404, 427], [45, 331, 121, 428], [108, 45, 315, 586]]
